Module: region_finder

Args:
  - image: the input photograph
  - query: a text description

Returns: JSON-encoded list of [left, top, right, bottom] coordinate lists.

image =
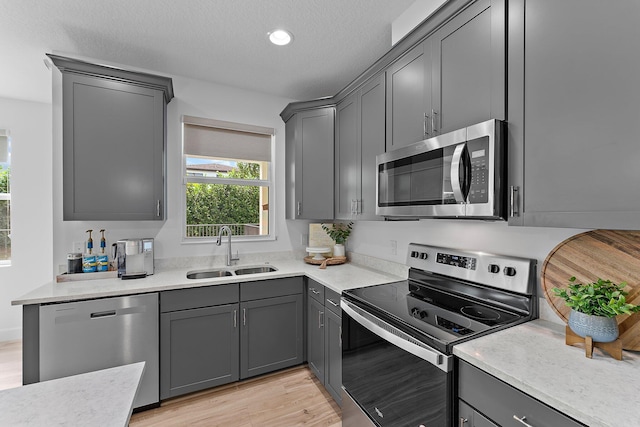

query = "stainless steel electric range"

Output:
[[340, 243, 537, 427]]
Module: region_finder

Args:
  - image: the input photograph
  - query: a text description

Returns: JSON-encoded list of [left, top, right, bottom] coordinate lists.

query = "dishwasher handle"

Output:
[[341, 299, 452, 372], [90, 310, 117, 319]]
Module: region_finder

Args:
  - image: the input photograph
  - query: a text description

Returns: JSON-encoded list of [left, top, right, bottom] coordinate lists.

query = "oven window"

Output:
[[342, 313, 452, 427]]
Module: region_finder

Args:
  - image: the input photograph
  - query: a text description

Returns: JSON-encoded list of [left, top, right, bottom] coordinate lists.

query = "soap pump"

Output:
[[97, 229, 109, 272], [82, 229, 97, 273]]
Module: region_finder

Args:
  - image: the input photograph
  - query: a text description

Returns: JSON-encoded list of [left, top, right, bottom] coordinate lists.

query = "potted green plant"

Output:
[[321, 222, 353, 257], [553, 277, 640, 342]]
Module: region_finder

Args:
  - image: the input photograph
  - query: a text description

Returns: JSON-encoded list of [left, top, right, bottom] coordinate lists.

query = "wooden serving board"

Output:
[[541, 230, 640, 351]]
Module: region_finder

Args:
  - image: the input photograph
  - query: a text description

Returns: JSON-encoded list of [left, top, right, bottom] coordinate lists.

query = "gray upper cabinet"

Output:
[[431, 0, 505, 135], [48, 54, 173, 221], [385, 0, 504, 148], [285, 107, 335, 220], [335, 74, 385, 220], [385, 41, 432, 150], [508, 0, 640, 229]]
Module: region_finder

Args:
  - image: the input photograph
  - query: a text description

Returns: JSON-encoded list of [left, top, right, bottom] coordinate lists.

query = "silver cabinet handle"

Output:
[[339, 325, 342, 348], [432, 109, 438, 134], [310, 288, 320, 295], [156, 200, 161, 217], [242, 308, 246, 326], [459, 418, 468, 427], [297, 202, 302, 216], [513, 415, 534, 427], [233, 309, 237, 328], [356, 199, 360, 215], [326, 299, 340, 307], [319, 310, 324, 328], [510, 186, 520, 217], [423, 112, 430, 136]]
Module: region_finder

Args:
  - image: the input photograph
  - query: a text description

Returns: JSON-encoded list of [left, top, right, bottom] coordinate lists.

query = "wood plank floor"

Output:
[[0, 340, 342, 426]]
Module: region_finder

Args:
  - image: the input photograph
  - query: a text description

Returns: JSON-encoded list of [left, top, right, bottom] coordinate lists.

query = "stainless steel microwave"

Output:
[[376, 119, 506, 219]]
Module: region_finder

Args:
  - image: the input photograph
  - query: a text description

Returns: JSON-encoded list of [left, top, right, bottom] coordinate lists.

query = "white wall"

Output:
[[52, 72, 306, 274], [392, 0, 447, 45], [0, 97, 53, 341]]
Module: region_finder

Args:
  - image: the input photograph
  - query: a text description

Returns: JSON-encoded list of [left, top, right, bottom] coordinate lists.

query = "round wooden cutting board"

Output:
[[541, 230, 640, 351]]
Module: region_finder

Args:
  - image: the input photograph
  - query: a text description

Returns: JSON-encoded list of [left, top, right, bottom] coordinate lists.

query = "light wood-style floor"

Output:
[[0, 340, 341, 426]]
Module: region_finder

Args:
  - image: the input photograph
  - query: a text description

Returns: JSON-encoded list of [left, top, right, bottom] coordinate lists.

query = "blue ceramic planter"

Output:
[[568, 309, 619, 343]]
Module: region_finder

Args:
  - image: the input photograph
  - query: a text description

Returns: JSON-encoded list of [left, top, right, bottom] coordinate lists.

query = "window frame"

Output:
[[181, 116, 276, 244], [0, 129, 11, 266]]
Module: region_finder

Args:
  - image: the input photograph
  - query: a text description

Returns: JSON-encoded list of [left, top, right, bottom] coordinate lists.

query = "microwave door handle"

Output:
[[450, 143, 466, 203]]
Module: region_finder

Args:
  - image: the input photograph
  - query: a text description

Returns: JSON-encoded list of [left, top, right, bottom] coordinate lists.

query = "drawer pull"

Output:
[[310, 288, 320, 295], [458, 417, 468, 427], [326, 299, 339, 307], [513, 415, 534, 427]]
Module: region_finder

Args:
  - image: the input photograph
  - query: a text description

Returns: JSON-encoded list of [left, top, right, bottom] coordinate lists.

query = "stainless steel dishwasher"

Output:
[[39, 293, 159, 408]]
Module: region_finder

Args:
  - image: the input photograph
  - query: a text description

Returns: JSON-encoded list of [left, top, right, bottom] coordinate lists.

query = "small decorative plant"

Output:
[[321, 222, 353, 245], [553, 277, 640, 318]]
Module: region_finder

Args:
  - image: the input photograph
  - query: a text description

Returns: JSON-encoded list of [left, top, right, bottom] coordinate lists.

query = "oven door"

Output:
[[341, 299, 453, 427]]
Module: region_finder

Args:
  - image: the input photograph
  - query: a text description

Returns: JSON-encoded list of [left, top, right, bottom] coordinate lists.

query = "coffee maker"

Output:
[[114, 238, 154, 278]]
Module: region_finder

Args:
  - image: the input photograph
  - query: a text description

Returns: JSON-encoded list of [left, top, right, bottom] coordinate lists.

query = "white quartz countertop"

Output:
[[12, 256, 405, 305], [454, 319, 640, 427], [0, 362, 144, 427]]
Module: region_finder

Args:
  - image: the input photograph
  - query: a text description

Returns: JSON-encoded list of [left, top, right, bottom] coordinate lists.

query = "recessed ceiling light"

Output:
[[268, 29, 293, 46]]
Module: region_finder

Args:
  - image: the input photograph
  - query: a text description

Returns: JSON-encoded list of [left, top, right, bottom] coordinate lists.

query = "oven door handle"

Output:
[[341, 300, 452, 372]]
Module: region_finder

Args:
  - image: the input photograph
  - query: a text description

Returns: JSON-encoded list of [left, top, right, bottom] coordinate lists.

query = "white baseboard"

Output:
[[0, 328, 21, 343]]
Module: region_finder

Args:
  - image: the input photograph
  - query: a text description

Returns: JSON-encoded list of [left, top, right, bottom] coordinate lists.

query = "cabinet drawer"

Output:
[[324, 288, 341, 316], [307, 279, 325, 303], [458, 360, 585, 427], [241, 277, 303, 301], [161, 284, 238, 313]]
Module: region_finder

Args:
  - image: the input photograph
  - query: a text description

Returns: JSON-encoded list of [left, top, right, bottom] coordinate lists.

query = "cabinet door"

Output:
[[324, 308, 342, 407], [307, 296, 325, 383], [358, 74, 386, 220], [240, 294, 304, 379], [160, 303, 239, 399], [516, 0, 640, 229], [386, 41, 432, 150], [335, 93, 359, 219], [431, 0, 505, 135], [62, 73, 165, 220], [294, 108, 335, 220]]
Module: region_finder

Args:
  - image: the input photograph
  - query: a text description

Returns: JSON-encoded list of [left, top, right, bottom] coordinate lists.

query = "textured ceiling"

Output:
[[0, 0, 416, 103]]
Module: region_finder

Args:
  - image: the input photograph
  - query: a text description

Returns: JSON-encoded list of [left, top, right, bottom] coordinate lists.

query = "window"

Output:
[[182, 116, 274, 241], [0, 129, 11, 265]]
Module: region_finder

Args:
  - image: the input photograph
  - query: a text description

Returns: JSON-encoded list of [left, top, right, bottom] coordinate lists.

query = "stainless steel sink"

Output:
[[186, 269, 233, 279], [234, 266, 278, 275]]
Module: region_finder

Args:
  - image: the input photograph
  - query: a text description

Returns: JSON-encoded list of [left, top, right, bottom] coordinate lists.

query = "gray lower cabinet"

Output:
[[306, 279, 342, 406], [47, 54, 173, 221], [240, 277, 304, 379], [508, 0, 640, 229], [335, 73, 385, 220], [160, 277, 303, 399], [285, 107, 335, 220], [458, 360, 585, 427], [160, 285, 239, 399]]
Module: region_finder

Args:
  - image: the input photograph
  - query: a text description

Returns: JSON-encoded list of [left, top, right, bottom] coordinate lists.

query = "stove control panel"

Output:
[[406, 243, 536, 295], [436, 253, 476, 270]]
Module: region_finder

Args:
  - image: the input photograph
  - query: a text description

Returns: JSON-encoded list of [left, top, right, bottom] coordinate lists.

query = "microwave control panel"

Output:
[[467, 136, 489, 204]]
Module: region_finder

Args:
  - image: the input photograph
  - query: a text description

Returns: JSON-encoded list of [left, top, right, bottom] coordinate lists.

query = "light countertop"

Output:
[[12, 255, 406, 305], [454, 319, 640, 427], [0, 362, 145, 427]]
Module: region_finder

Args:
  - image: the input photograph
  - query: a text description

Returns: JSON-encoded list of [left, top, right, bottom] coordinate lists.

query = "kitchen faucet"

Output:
[[217, 225, 240, 266]]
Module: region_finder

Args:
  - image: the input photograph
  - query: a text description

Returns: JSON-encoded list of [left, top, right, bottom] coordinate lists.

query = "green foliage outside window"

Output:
[[186, 162, 261, 236]]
